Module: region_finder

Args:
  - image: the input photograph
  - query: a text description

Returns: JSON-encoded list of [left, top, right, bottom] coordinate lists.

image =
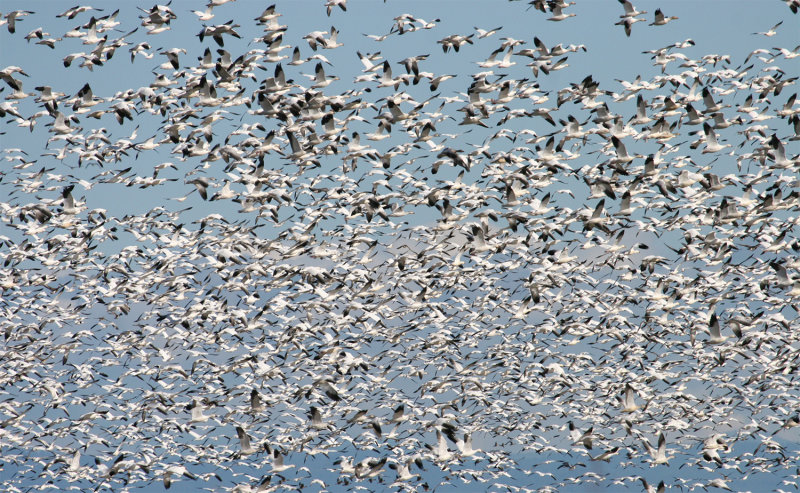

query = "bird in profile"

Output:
[[591, 445, 620, 462], [618, 0, 647, 18], [639, 478, 666, 493], [569, 421, 594, 449], [650, 8, 678, 26], [309, 406, 334, 431], [642, 432, 670, 465], [753, 20, 782, 36], [269, 448, 294, 474], [236, 426, 256, 455], [189, 399, 211, 423], [325, 0, 347, 16], [250, 389, 264, 413], [620, 384, 643, 413], [706, 313, 728, 344], [355, 457, 387, 479]]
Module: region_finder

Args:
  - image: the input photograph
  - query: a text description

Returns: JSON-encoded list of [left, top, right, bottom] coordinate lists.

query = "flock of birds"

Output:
[[1, 0, 800, 491]]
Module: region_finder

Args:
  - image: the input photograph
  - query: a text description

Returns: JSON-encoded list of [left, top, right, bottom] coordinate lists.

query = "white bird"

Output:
[[753, 20, 782, 37], [650, 8, 678, 26], [455, 432, 480, 457], [4, 10, 34, 34], [768, 134, 798, 168], [325, 0, 347, 16], [639, 478, 666, 493], [191, 7, 214, 21], [309, 406, 334, 431], [706, 313, 728, 344], [642, 432, 671, 464], [702, 122, 729, 154], [270, 448, 294, 473], [583, 199, 611, 234], [618, 0, 646, 18], [390, 458, 419, 483], [547, 4, 576, 21], [615, 16, 646, 37], [161, 48, 186, 70], [432, 430, 454, 462], [309, 62, 338, 88], [620, 384, 642, 413], [474, 26, 502, 38], [249, 389, 264, 413], [234, 426, 256, 456], [57, 6, 103, 19], [354, 457, 386, 479]]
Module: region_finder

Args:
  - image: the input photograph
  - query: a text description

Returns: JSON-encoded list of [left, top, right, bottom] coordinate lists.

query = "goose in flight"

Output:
[[547, 4, 576, 21], [684, 103, 707, 125], [639, 479, 666, 493], [568, 421, 594, 449], [23, 27, 48, 43], [235, 426, 256, 455], [753, 20, 782, 36], [437, 33, 474, 52], [269, 448, 294, 474], [3, 10, 34, 34], [706, 313, 728, 344], [620, 384, 642, 413], [389, 458, 420, 483], [186, 177, 210, 200], [702, 122, 730, 154], [191, 6, 214, 21], [325, 0, 347, 16], [650, 8, 678, 26], [356, 50, 383, 72], [618, 0, 646, 18], [308, 406, 335, 431], [198, 21, 242, 47], [591, 446, 620, 462], [583, 199, 611, 234], [60, 185, 81, 215], [454, 432, 479, 457], [249, 389, 264, 413], [430, 430, 454, 462], [309, 62, 339, 88], [615, 16, 645, 37], [771, 262, 797, 289], [642, 432, 671, 465], [768, 134, 798, 168], [610, 135, 640, 164], [188, 399, 212, 423], [160, 48, 186, 70], [354, 457, 386, 479], [57, 6, 103, 19], [474, 26, 502, 38]]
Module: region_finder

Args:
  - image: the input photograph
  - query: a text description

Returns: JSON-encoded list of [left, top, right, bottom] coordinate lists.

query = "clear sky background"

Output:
[[1, 1, 799, 492], [2, 0, 797, 223]]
